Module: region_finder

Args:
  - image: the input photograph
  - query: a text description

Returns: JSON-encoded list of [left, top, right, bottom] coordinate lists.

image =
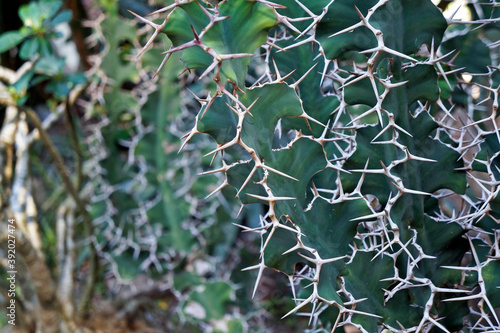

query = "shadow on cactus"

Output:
[[134, 0, 500, 332]]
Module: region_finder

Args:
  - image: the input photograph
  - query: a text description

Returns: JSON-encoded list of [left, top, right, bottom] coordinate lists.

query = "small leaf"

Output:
[[19, 37, 40, 60], [34, 55, 64, 75], [19, 2, 42, 27], [0, 31, 27, 53], [12, 70, 34, 95], [38, 37, 53, 56], [48, 9, 72, 28], [66, 72, 87, 86], [39, 0, 63, 21]]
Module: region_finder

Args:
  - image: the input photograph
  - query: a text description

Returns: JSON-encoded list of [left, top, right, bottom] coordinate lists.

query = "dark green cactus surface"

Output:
[[135, 0, 500, 331]]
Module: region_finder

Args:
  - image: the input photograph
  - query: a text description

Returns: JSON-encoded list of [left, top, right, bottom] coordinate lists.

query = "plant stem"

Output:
[[23, 107, 98, 319]]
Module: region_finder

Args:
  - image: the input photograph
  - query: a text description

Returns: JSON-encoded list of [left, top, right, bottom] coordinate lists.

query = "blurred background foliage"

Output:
[[0, 0, 305, 332]]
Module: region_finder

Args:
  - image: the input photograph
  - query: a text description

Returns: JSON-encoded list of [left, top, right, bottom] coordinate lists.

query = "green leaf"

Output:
[[48, 9, 72, 28], [19, 37, 40, 60], [0, 31, 27, 53]]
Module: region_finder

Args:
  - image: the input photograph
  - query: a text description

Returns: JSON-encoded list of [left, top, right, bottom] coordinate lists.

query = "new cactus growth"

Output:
[[134, 0, 500, 331]]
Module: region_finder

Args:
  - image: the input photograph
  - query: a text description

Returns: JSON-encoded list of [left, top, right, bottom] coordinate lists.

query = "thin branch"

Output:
[[23, 107, 98, 319]]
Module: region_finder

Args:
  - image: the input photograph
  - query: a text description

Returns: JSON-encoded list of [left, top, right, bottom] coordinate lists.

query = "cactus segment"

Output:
[[163, 0, 275, 85]]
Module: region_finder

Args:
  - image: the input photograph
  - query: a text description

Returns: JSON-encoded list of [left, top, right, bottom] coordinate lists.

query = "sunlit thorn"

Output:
[[232, 222, 251, 231], [293, 0, 315, 17], [209, 150, 219, 166], [137, 29, 162, 59], [380, 79, 408, 89], [281, 294, 315, 319], [311, 181, 319, 197], [353, 5, 366, 21], [261, 164, 299, 181], [251, 262, 265, 299], [160, 40, 197, 55], [213, 15, 231, 23], [290, 63, 318, 89], [152, 50, 172, 78], [436, 62, 452, 90], [307, 301, 317, 326], [246, 193, 296, 202], [245, 97, 261, 117], [350, 211, 384, 222], [128, 10, 160, 29], [330, 311, 343, 333], [436, 99, 457, 121], [236, 165, 258, 197], [198, 59, 219, 81], [281, 69, 297, 82], [288, 275, 297, 301], [272, 58, 283, 82], [194, 0, 215, 19], [198, 163, 228, 176], [237, 204, 245, 218], [447, 5, 462, 21], [266, 40, 287, 53], [282, 35, 316, 51], [178, 129, 199, 153], [200, 93, 218, 119], [434, 49, 457, 64], [328, 20, 365, 39], [442, 67, 465, 76], [205, 180, 228, 199], [261, 225, 278, 254], [353, 158, 370, 194], [320, 60, 330, 86], [300, 112, 326, 129], [185, 87, 204, 105], [254, 0, 287, 9], [241, 261, 266, 299], [148, 2, 179, 16], [448, 50, 461, 65], [296, 252, 317, 263], [282, 244, 301, 256], [224, 101, 240, 116], [429, 37, 436, 60]]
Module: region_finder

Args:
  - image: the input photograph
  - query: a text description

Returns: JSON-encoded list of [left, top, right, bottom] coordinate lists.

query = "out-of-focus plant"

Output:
[[0, 0, 93, 331], [0, 0, 72, 60]]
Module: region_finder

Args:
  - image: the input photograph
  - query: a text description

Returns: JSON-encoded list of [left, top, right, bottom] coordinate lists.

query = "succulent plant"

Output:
[[136, 0, 500, 331]]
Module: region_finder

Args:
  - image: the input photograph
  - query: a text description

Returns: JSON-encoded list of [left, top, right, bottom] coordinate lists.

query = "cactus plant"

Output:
[[136, 0, 500, 331]]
